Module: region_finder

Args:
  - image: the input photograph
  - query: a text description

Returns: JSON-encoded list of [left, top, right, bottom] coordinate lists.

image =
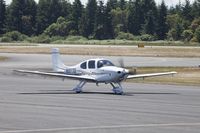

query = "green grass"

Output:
[[0, 43, 38, 46], [1, 36, 200, 46], [1, 34, 200, 46], [51, 39, 200, 46]]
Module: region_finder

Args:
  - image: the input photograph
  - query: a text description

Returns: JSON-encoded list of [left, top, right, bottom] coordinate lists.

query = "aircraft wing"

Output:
[[127, 71, 177, 79], [14, 70, 96, 82]]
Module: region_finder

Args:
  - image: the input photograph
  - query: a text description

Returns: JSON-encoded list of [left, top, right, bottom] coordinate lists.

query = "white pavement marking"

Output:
[[2, 123, 200, 133]]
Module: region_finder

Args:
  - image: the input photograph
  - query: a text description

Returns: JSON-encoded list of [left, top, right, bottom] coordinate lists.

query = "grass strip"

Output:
[[0, 46, 200, 57], [0, 56, 8, 61]]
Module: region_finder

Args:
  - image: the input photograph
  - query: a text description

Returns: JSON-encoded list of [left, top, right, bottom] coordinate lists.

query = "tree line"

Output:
[[0, 0, 200, 42]]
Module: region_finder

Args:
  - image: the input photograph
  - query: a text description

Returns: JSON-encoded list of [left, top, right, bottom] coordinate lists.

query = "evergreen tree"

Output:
[[6, 0, 36, 35], [36, 0, 67, 34], [104, 0, 114, 38], [167, 14, 184, 40], [142, 10, 155, 35], [79, 9, 87, 36], [111, 8, 127, 36], [1, 0, 199, 41], [60, 0, 71, 18], [22, 0, 37, 35], [141, 0, 157, 20], [109, 0, 118, 9], [174, 1, 182, 15], [182, 0, 192, 21], [72, 0, 83, 34], [141, 0, 157, 28], [191, 0, 200, 18], [0, 0, 6, 34], [85, 0, 97, 37], [141, 0, 158, 35], [36, 0, 50, 34], [128, 0, 142, 35], [94, 0, 105, 39], [157, 0, 168, 40], [6, 0, 25, 33], [195, 26, 200, 42], [175, 22, 184, 40], [119, 0, 126, 10], [49, 0, 62, 24]]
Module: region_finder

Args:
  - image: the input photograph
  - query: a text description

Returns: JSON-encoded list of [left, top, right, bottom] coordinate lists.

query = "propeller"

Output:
[[117, 58, 137, 75], [118, 58, 124, 68], [128, 67, 137, 75]]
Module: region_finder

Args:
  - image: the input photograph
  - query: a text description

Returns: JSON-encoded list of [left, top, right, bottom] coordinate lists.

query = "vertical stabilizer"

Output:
[[52, 48, 66, 72]]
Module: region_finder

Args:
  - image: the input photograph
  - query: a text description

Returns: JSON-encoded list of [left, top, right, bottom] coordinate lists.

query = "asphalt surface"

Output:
[[1, 53, 200, 67], [0, 53, 200, 133]]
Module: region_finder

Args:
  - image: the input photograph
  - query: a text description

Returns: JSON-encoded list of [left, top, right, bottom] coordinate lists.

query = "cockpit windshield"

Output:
[[97, 60, 114, 68]]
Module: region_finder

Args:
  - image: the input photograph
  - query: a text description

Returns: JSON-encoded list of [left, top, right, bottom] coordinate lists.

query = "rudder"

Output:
[[51, 48, 66, 72]]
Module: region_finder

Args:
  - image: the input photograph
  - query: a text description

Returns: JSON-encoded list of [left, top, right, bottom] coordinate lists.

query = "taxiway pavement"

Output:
[[1, 53, 200, 68], [0, 53, 200, 133]]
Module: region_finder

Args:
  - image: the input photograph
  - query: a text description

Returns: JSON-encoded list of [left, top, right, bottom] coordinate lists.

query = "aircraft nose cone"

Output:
[[117, 69, 129, 75], [124, 69, 129, 74]]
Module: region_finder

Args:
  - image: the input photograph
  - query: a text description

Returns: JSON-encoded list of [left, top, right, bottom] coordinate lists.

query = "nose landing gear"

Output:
[[110, 82, 123, 95]]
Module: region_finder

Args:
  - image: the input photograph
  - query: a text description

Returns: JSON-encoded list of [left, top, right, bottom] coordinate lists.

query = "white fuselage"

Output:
[[64, 58, 129, 83]]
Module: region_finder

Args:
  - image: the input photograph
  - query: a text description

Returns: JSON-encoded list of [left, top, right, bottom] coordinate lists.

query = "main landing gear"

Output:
[[110, 82, 123, 95], [73, 80, 86, 93], [72, 81, 123, 95]]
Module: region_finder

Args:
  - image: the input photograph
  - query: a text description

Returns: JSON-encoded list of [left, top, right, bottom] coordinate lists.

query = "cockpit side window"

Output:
[[97, 61, 104, 68], [88, 60, 95, 69], [97, 60, 114, 68], [80, 62, 87, 69]]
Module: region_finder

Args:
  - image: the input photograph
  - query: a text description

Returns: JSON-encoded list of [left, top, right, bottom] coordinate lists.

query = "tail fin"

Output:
[[51, 48, 66, 72]]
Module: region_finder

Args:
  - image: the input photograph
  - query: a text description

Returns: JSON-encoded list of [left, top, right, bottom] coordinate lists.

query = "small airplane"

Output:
[[15, 48, 177, 95]]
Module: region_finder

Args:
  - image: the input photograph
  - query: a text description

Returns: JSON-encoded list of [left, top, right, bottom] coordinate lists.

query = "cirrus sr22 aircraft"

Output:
[[15, 48, 177, 95]]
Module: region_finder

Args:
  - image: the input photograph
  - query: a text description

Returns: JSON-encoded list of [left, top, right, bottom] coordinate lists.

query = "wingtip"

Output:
[[13, 69, 20, 72], [171, 71, 177, 74]]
